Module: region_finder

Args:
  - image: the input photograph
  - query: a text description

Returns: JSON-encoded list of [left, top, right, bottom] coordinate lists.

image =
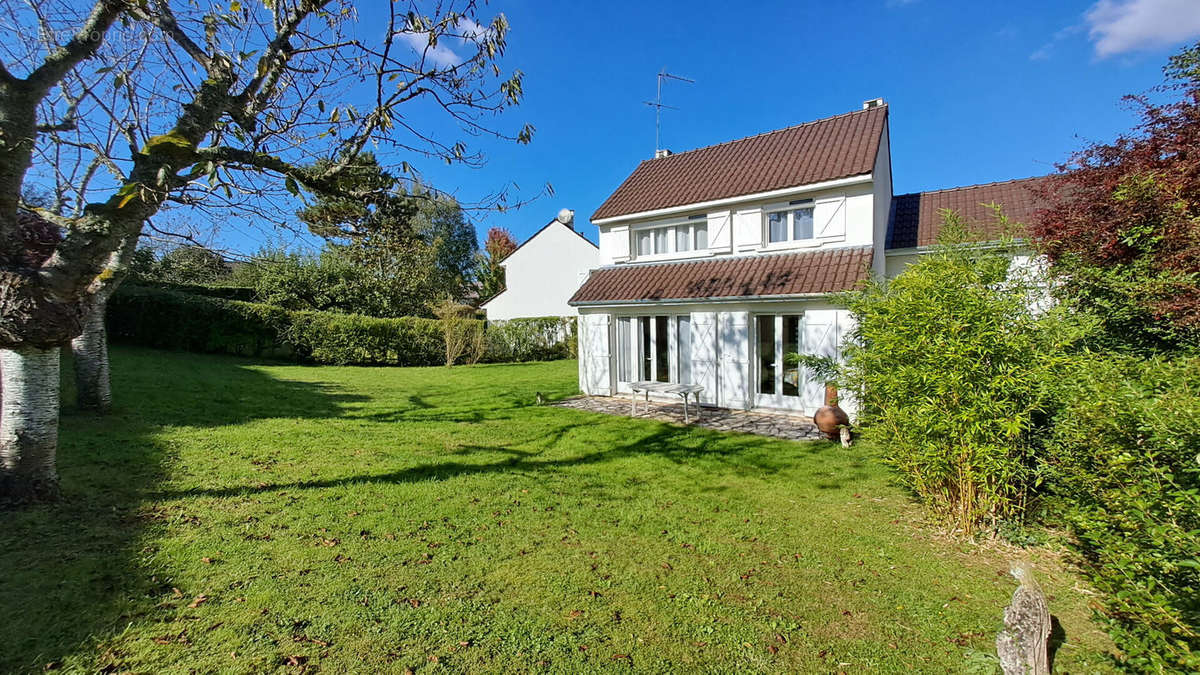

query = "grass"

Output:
[[0, 347, 1116, 673]]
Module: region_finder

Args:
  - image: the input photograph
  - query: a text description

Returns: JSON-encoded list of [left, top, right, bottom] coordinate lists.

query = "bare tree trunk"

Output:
[[71, 295, 110, 412], [0, 347, 61, 502]]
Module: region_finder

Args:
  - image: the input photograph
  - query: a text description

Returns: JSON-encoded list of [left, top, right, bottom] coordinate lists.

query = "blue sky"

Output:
[[218, 0, 1200, 253]]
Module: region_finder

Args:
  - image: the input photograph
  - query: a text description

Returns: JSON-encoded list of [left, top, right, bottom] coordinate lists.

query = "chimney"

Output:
[[862, 97, 885, 110], [555, 208, 575, 229], [654, 148, 672, 159]]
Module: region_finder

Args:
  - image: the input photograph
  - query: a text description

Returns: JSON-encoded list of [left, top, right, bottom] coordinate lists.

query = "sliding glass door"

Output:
[[754, 313, 803, 409], [616, 314, 692, 387]]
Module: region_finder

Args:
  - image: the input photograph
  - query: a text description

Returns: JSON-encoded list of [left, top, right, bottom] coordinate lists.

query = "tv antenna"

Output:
[[643, 67, 694, 156]]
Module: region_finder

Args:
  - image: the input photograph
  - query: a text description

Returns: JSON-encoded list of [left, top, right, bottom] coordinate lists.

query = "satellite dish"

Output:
[[556, 208, 575, 225]]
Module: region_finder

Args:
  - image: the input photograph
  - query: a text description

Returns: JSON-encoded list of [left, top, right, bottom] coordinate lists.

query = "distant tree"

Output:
[[297, 157, 477, 308], [413, 191, 479, 300], [125, 248, 159, 283], [476, 227, 518, 301], [1032, 42, 1200, 349], [156, 245, 228, 285]]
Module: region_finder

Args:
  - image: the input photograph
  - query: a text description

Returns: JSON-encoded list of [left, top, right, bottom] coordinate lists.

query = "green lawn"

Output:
[[1, 347, 1115, 673]]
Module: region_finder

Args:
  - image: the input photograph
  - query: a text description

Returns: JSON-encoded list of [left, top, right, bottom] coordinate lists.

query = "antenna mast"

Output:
[[643, 67, 693, 156]]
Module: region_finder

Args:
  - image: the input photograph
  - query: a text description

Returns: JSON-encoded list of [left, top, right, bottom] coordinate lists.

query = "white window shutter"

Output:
[[718, 311, 750, 409], [707, 211, 732, 252], [580, 314, 612, 395], [690, 312, 719, 405], [733, 208, 762, 251], [814, 197, 846, 239], [801, 310, 840, 413]]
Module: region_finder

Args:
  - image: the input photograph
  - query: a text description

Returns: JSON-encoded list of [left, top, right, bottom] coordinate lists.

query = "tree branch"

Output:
[[24, 0, 126, 96]]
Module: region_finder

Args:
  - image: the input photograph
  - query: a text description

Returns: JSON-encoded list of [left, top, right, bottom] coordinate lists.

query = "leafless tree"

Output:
[[0, 0, 536, 501]]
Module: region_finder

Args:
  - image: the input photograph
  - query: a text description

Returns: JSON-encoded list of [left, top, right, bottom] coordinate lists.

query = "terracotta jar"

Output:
[[813, 384, 851, 444]]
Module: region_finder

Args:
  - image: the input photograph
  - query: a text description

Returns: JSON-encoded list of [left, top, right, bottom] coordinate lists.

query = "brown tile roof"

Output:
[[591, 106, 888, 221], [569, 246, 873, 305], [886, 176, 1048, 249]]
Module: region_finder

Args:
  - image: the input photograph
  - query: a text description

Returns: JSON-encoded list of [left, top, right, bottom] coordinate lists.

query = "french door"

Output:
[[615, 315, 691, 388], [754, 314, 804, 410]]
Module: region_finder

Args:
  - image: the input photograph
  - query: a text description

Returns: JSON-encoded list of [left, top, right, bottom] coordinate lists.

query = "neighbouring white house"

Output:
[[480, 209, 600, 320], [568, 100, 1044, 417]]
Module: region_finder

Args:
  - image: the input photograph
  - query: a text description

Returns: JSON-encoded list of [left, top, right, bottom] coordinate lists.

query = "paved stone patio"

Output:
[[552, 395, 825, 442]]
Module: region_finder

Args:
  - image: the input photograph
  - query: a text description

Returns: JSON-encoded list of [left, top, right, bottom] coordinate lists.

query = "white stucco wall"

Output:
[[594, 176, 880, 267], [870, 121, 893, 278], [577, 300, 855, 418], [482, 221, 599, 320]]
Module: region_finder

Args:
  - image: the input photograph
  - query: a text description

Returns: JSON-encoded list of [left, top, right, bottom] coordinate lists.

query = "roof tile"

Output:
[[569, 246, 873, 305], [886, 177, 1048, 249], [592, 107, 888, 221]]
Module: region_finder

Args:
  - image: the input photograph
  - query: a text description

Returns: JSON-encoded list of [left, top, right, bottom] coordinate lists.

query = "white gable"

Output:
[[482, 220, 599, 320]]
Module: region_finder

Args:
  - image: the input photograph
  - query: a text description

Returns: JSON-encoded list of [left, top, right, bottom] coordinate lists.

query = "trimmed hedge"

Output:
[[108, 286, 292, 358], [286, 311, 444, 366], [128, 281, 258, 301], [483, 317, 577, 363], [107, 285, 574, 367], [1046, 355, 1200, 672]]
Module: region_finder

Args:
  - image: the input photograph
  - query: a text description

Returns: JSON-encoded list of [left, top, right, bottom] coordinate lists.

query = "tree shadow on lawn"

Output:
[[155, 410, 817, 502], [0, 348, 363, 673]]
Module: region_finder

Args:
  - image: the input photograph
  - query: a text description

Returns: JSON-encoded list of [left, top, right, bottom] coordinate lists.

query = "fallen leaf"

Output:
[[188, 594, 208, 609]]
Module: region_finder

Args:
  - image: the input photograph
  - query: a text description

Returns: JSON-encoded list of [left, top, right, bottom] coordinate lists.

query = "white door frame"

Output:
[[752, 313, 805, 412]]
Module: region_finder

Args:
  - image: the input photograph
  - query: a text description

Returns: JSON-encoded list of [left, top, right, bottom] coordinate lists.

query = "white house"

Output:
[[569, 101, 1044, 417], [480, 209, 599, 320]]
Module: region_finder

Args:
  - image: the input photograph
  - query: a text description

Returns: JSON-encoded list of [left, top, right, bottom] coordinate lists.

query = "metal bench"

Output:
[[628, 381, 705, 423]]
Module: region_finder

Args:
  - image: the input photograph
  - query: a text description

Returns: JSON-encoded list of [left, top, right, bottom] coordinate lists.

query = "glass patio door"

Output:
[[754, 314, 803, 410], [615, 315, 692, 389]]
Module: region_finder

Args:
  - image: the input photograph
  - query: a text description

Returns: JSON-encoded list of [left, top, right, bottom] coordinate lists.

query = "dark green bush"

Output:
[[129, 281, 257, 301], [483, 317, 576, 363], [108, 286, 573, 368], [108, 285, 292, 358], [1046, 354, 1199, 671], [285, 311, 445, 366]]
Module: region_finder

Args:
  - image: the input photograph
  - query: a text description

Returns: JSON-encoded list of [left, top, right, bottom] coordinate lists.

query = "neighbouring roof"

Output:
[[591, 106, 888, 221], [886, 176, 1048, 249], [569, 246, 873, 305], [499, 216, 598, 264], [478, 217, 598, 308]]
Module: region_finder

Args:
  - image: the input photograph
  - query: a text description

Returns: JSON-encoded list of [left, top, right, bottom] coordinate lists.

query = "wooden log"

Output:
[[996, 561, 1052, 675]]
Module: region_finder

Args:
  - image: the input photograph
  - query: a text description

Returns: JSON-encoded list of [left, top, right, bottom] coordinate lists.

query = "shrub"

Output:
[[841, 217, 1090, 532], [284, 311, 445, 366], [108, 287, 574, 368], [431, 299, 484, 366], [107, 285, 292, 358], [482, 317, 576, 363], [1045, 354, 1200, 671]]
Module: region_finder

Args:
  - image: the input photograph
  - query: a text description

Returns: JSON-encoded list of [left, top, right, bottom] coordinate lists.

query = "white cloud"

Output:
[[396, 16, 495, 68], [1085, 0, 1200, 58]]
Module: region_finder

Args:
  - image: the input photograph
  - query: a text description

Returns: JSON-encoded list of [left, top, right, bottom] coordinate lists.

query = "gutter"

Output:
[[884, 238, 1032, 257], [569, 292, 834, 308]]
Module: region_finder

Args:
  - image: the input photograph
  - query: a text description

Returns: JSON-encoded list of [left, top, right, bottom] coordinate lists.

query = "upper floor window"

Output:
[[766, 199, 814, 244], [633, 216, 708, 258]]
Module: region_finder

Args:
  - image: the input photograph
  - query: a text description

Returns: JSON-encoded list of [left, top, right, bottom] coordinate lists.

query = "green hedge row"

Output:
[[107, 285, 574, 367]]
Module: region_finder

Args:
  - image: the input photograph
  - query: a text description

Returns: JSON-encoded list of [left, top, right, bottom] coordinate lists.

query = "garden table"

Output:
[[628, 381, 705, 423]]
